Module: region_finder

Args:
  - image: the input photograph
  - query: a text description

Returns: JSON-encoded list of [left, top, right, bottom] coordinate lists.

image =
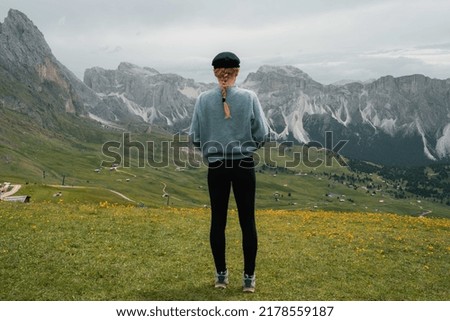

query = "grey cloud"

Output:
[[1, 0, 450, 84]]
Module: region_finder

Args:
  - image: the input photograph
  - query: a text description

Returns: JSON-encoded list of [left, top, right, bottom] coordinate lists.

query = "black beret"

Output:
[[212, 52, 240, 69]]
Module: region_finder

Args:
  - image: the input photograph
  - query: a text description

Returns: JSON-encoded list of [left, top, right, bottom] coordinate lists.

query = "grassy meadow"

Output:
[[2, 133, 450, 217], [1, 201, 449, 301], [1, 123, 450, 301]]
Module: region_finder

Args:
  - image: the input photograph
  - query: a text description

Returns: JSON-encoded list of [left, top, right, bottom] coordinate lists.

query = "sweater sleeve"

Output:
[[189, 96, 201, 148], [251, 93, 269, 147]]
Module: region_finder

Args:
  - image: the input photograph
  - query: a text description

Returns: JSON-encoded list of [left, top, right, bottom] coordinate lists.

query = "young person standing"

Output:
[[189, 52, 269, 292]]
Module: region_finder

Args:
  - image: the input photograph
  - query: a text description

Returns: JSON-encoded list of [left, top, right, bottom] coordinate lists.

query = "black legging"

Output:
[[207, 158, 258, 276]]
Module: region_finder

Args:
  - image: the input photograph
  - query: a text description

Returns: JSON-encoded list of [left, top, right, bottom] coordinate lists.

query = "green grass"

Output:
[[1, 202, 449, 301]]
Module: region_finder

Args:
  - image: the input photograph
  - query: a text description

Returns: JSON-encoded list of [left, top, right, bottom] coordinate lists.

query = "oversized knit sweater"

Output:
[[189, 85, 269, 163]]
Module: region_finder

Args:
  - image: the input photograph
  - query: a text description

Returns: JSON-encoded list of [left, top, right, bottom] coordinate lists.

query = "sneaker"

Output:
[[242, 273, 255, 293], [214, 270, 229, 288]]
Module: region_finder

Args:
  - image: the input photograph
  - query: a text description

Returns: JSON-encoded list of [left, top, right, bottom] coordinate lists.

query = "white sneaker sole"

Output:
[[215, 283, 227, 289]]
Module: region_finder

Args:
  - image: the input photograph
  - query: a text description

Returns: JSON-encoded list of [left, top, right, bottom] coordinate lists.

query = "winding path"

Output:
[[49, 185, 136, 203]]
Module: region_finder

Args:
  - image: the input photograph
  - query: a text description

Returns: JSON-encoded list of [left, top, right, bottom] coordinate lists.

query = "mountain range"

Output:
[[243, 66, 450, 165], [1, 9, 450, 166]]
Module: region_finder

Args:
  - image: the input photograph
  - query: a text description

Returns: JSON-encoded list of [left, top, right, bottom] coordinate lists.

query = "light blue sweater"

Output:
[[189, 85, 269, 163]]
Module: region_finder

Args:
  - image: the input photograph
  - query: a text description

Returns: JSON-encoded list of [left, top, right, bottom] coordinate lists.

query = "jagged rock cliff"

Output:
[[0, 9, 107, 129], [84, 62, 213, 131]]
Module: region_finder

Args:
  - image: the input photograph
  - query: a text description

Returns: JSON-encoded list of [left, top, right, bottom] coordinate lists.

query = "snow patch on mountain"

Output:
[[416, 120, 437, 160], [359, 103, 397, 136], [88, 112, 124, 130], [360, 103, 377, 130], [112, 93, 150, 122], [282, 92, 331, 143], [331, 98, 351, 127], [284, 110, 310, 143], [379, 118, 397, 136], [436, 123, 450, 158], [178, 86, 200, 99]]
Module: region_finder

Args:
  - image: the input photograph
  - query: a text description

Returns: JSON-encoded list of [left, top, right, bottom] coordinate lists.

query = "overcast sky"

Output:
[[1, 0, 450, 84]]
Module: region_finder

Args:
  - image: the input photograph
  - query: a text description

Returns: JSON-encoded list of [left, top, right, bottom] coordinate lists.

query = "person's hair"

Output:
[[213, 67, 240, 79], [214, 68, 240, 119]]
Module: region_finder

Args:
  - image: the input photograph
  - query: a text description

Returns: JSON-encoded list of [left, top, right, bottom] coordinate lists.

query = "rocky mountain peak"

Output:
[[0, 9, 108, 121], [256, 65, 313, 79], [117, 62, 160, 76], [243, 65, 321, 94], [0, 9, 52, 69]]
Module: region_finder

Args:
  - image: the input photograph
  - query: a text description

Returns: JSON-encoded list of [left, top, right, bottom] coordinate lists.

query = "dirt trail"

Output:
[[49, 185, 136, 203]]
